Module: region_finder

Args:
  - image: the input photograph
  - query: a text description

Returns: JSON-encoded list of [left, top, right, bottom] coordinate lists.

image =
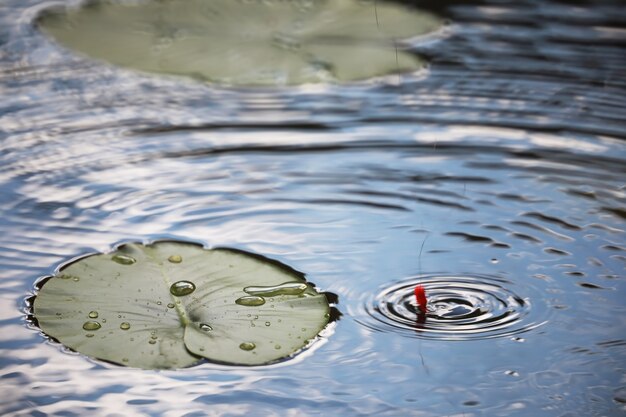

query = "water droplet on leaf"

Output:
[[199, 323, 213, 331], [167, 303, 175, 309], [120, 322, 131, 330], [88, 311, 99, 318], [168, 255, 182, 263], [239, 342, 256, 351], [235, 295, 266, 306], [244, 282, 308, 297], [170, 280, 196, 296], [82, 321, 101, 331], [112, 254, 136, 265]]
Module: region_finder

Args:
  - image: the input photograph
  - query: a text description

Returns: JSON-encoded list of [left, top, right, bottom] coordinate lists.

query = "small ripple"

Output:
[[444, 232, 511, 248], [544, 247, 572, 256], [601, 244, 626, 252], [359, 275, 548, 341], [509, 232, 542, 244], [348, 189, 474, 212], [445, 232, 494, 243], [603, 207, 626, 220], [510, 220, 574, 242], [577, 282, 606, 290], [496, 193, 550, 204], [133, 121, 334, 134], [273, 197, 409, 212], [522, 212, 582, 231], [597, 339, 626, 348]]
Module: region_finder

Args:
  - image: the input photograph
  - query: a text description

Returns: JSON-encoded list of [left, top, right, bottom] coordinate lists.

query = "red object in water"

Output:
[[414, 285, 427, 313]]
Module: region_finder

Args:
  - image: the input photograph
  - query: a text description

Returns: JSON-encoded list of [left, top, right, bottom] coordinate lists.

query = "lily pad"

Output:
[[31, 241, 332, 369], [37, 0, 443, 86]]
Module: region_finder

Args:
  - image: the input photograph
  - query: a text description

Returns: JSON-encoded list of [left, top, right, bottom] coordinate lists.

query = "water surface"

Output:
[[1, 0, 625, 416]]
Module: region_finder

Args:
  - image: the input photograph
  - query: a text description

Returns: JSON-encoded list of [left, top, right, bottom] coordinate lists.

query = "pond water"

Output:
[[1, 0, 625, 416]]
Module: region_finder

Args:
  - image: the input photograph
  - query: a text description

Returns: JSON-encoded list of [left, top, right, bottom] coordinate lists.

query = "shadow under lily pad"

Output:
[[31, 241, 333, 369], [37, 0, 443, 86]]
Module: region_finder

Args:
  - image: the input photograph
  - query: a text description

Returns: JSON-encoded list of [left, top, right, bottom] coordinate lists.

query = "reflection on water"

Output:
[[1, 0, 625, 416]]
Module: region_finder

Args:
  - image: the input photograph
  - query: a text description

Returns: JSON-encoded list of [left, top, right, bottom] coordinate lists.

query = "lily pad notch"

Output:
[[37, 0, 444, 86], [29, 240, 338, 369]]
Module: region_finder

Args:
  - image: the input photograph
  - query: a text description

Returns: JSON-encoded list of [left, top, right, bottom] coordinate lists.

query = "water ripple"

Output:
[[360, 275, 549, 341]]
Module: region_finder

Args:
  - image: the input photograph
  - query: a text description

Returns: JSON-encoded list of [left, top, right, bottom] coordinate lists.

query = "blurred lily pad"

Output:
[[31, 241, 331, 369], [37, 0, 442, 85]]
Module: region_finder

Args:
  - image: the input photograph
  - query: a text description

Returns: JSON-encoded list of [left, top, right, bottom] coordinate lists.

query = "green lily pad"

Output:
[[37, 0, 443, 86], [31, 241, 332, 369]]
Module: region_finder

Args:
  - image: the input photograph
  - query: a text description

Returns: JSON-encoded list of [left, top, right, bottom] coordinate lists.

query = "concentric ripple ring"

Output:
[[360, 275, 548, 341]]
